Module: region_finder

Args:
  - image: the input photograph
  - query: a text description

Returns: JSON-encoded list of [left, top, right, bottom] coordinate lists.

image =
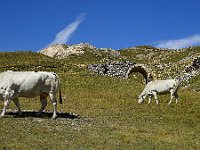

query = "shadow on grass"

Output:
[[6, 110, 80, 119]]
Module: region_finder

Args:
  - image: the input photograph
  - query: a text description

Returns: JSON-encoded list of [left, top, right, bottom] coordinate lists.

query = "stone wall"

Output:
[[88, 61, 152, 83], [181, 57, 200, 84], [185, 57, 200, 72], [88, 58, 200, 85]]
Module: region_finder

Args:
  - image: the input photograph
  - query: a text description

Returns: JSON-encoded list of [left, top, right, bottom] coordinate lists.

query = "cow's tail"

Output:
[[59, 87, 63, 104], [53, 73, 63, 104]]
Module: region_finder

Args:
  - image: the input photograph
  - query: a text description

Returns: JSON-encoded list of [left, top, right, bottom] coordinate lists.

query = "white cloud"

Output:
[[155, 34, 200, 49], [48, 13, 86, 46]]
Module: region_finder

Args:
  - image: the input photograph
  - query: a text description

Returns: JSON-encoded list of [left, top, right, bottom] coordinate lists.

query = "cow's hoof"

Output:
[[0, 115, 5, 118], [51, 116, 57, 120], [17, 111, 22, 116], [168, 102, 172, 105], [36, 112, 42, 116]]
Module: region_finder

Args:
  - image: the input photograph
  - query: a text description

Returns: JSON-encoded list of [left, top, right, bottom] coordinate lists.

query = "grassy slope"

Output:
[[0, 49, 200, 150]]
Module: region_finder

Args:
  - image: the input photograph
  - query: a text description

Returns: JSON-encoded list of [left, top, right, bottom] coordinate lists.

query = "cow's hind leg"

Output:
[[13, 98, 22, 116], [37, 93, 48, 116], [0, 99, 12, 117], [49, 92, 57, 119]]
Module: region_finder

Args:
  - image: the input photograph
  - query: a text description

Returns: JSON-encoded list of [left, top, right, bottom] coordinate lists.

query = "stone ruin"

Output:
[[193, 57, 200, 68], [88, 57, 200, 85], [88, 61, 153, 84], [185, 57, 200, 72], [181, 57, 200, 84]]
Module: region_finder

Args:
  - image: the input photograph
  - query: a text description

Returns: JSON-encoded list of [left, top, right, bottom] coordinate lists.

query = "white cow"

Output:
[[138, 78, 181, 105], [0, 71, 62, 119]]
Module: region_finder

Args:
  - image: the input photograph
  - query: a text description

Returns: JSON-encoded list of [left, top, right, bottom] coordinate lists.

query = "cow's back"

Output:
[[1, 71, 57, 98], [146, 79, 175, 93]]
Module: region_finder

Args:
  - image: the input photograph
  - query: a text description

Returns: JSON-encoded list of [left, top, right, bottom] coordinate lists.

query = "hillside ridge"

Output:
[[1, 44, 200, 85]]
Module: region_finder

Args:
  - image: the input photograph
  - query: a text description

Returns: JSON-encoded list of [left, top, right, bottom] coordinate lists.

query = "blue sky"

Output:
[[0, 0, 200, 51]]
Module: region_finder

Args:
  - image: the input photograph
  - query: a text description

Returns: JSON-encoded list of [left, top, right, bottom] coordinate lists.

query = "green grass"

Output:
[[0, 51, 200, 149]]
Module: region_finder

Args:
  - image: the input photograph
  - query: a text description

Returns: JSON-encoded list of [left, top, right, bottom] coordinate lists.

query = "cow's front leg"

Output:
[[13, 98, 22, 116], [169, 89, 175, 105], [152, 91, 158, 104], [0, 99, 12, 117], [174, 92, 179, 104], [148, 95, 152, 104]]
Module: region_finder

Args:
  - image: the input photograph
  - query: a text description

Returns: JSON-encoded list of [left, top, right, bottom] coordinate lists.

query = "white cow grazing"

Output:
[[138, 78, 181, 105], [0, 71, 62, 119]]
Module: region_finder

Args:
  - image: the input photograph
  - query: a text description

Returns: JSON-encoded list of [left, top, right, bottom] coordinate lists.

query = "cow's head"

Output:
[[138, 95, 145, 104]]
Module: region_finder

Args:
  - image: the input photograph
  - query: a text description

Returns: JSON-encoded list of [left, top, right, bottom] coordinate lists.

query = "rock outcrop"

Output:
[[40, 43, 120, 59], [40, 43, 96, 58]]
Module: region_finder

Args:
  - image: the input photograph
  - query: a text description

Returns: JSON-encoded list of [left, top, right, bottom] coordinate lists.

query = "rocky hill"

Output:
[[40, 43, 120, 59]]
